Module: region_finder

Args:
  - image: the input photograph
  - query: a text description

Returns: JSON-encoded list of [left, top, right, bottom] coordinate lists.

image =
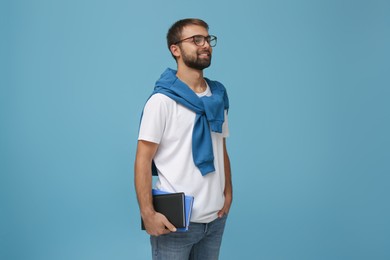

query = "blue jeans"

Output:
[[150, 215, 228, 260]]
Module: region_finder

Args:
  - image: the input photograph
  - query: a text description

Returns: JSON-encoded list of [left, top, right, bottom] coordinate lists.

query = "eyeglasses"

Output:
[[174, 35, 217, 47]]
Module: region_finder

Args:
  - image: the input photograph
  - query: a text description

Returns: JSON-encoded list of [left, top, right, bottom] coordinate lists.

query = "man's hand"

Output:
[[143, 212, 177, 236], [218, 194, 232, 218]]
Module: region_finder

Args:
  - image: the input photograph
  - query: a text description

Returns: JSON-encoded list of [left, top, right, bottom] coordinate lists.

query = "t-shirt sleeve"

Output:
[[138, 94, 168, 144]]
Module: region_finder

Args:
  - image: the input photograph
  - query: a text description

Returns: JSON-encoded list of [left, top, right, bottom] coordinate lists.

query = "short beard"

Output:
[[180, 48, 212, 70]]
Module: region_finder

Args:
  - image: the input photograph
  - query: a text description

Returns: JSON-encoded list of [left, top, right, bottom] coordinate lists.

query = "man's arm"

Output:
[[218, 138, 233, 218], [134, 140, 176, 236]]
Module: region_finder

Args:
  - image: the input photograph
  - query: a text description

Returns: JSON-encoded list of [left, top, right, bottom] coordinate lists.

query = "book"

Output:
[[152, 189, 194, 232], [177, 195, 194, 232], [141, 192, 185, 230], [141, 189, 194, 232]]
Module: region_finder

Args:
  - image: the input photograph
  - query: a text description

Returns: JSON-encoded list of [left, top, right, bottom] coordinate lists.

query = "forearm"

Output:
[[134, 140, 176, 235], [223, 139, 233, 201], [224, 152, 233, 201], [134, 140, 157, 218], [134, 158, 155, 218], [218, 139, 233, 218]]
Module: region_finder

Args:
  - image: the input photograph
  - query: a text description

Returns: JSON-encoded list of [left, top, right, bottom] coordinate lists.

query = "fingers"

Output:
[[218, 196, 232, 218], [158, 213, 176, 232], [218, 203, 230, 218], [145, 212, 176, 236], [162, 219, 177, 232], [218, 209, 227, 218], [147, 225, 172, 236]]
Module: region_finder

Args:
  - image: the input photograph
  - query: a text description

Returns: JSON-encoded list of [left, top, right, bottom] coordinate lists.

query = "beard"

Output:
[[180, 48, 212, 70]]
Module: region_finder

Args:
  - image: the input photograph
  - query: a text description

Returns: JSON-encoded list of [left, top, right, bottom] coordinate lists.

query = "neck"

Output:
[[176, 65, 206, 93]]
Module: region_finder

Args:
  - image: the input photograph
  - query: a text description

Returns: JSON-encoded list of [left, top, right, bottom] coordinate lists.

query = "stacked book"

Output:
[[141, 189, 194, 232]]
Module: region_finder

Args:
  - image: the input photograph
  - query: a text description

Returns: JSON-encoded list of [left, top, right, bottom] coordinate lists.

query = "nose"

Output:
[[203, 40, 211, 48]]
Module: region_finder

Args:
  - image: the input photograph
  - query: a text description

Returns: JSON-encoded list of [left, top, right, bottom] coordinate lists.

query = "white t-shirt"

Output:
[[138, 85, 229, 223]]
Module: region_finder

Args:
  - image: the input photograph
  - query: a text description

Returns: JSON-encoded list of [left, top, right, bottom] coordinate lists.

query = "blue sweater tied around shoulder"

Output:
[[151, 68, 229, 176]]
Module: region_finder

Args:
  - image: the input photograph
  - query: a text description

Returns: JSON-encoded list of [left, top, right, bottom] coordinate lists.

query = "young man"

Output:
[[134, 18, 232, 259]]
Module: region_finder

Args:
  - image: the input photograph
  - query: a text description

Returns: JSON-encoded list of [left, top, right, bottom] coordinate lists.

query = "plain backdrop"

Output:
[[1, 0, 389, 259]]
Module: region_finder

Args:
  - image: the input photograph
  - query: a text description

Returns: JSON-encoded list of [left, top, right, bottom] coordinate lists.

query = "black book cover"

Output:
[[141, 192, 186, 230]]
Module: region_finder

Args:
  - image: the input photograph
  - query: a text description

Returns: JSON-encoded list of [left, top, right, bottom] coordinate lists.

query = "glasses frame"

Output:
[[174, 34, 217, 47]]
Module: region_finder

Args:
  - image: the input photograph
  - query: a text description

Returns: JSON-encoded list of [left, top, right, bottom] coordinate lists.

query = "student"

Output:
[[135, 18, 233, 260]]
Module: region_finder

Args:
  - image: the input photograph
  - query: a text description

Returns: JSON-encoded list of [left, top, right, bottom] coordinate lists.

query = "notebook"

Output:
[[141, 192, 186, 230], [151, 189, 194, 232]]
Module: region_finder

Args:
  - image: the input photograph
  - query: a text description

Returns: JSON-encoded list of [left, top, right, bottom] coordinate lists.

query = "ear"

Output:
[[170, 44, 181, 59]]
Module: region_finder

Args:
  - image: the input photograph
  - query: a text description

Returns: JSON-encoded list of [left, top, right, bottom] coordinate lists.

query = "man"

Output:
[[134, 18, 232, 260]]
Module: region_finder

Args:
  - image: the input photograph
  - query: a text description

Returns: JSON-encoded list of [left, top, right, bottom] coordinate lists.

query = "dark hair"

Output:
[[166, 18, 209, 59]]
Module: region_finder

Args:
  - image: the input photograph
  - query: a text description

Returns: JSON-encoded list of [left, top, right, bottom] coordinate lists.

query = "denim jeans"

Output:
[[150, 215, 228, 260]]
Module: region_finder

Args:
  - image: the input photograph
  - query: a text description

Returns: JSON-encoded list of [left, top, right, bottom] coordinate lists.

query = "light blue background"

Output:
[[1, 0, 389, 259]]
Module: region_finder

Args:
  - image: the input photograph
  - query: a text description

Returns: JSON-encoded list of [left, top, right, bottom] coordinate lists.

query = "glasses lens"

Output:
[[193, 36, 205, 46], [209, 36, 217, 47]]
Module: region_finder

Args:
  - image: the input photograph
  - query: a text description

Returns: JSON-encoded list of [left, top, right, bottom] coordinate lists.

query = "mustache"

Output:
[[197, 50, 211, 55]]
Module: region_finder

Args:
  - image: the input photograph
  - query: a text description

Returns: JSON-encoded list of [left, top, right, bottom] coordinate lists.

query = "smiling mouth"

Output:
[[198, 52, 210, 58]]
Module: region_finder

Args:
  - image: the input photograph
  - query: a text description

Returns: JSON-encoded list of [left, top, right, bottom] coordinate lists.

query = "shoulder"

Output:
[[143, 93, 178, 117], [146, 93, 176, 108]]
